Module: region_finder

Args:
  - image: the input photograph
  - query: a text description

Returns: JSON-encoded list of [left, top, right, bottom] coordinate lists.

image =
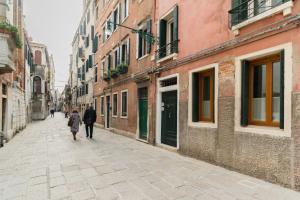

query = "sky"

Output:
[[23, 0, 82, 92]]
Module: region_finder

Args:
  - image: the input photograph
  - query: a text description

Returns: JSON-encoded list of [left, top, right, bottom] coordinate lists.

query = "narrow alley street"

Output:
[[0, 113, 299, 200]]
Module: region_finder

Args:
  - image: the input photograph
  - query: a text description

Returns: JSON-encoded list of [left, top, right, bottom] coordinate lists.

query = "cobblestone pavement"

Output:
[[1, 114, 300, 200]]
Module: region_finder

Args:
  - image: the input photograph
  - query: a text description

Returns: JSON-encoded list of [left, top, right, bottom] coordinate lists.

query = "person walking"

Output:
[[50, 109, 55, 118], [83, 105, 97, 139], [68, 110, 82, 141]]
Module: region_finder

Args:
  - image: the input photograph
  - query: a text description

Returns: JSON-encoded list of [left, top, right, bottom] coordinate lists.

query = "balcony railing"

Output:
[[156, 40, 179, 60], [228, 0, 291, 27]]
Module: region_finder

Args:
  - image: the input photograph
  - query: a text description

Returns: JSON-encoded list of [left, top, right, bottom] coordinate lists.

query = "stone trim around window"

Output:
[[234, 43, 293, 137]]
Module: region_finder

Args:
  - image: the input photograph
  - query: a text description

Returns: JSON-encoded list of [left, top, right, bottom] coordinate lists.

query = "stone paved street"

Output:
[[0, 114, 300, 200]]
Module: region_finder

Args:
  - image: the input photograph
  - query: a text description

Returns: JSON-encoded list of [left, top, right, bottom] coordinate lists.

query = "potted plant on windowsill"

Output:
[[103, 72, 110, 81], [110, 69, 119, 78], [117, 63, 128, 74]]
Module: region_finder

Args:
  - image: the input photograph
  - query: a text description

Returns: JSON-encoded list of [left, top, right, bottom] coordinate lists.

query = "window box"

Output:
[[117, 63, 128, 74], [110, 69, 119, 78], [103, 72, 111, 81]]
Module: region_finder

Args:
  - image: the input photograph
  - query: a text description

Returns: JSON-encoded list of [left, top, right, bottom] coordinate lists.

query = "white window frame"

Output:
[[122, 0, 129, 22], [113, 46, 120, 69], [234, 43, 292, 137], [188, 63, 219, 129], [112, 92, 118, 118], [120, 89, 128, 118], [136, 23, 149, 60], [113, 4, 120, 32], [100, 96, 105, 116]]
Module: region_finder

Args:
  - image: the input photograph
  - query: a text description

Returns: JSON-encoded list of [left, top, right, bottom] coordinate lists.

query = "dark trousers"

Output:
[[85, 124, 94, 138]]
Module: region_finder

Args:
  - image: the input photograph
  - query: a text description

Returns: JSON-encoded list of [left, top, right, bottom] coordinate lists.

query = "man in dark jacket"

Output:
[[83, 105, 97, 139]]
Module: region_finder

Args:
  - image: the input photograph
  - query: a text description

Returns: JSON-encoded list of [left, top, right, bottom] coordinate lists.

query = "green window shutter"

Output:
[[146, 19, 152, 54], [231, 0, 240, 26], [173, 5, 179, 53], [241, 60, 249, 126], [127, 38, 130, 65], [138, 31, 143, 58], [91, 26, 94, 40], [159, 19, 167, 58], [108, 54, 111, 71], [192, 73, 199, 122], [89, 55, 93, 68], [280, 50, 285, 129]]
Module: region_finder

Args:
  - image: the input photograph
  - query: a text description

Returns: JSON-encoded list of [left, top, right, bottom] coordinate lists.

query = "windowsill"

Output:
[[232, 1, 294, 33], [157, 53, 178, 64], [100, 114, 104, 117], [112, 115, 118, 118], [235, 125, 290, 137], [138, 54, 149, 61], [188, 122, 217, 129], [120, 115, 128, 119]]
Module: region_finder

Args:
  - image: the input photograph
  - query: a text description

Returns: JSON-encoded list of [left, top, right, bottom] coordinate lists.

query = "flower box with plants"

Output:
[[117, 63, 128, 74], [103, 72, 111, 81], [110, 69, 119, 78], [0, 22, 22, 48]]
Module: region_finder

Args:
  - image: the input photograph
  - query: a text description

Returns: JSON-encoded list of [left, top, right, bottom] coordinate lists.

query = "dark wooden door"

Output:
[[161, 90, 177, 147], [138, 88, 148, 140], [106, 96, 110, 128]]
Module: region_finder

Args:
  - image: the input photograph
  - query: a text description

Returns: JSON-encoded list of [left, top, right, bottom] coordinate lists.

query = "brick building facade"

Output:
[[85, 0, 300, 189]]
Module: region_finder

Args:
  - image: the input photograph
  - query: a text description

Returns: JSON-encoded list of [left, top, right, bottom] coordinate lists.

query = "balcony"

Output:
[[156, 40, 179, 62], [229, 0, 293, 30], [0, 32, 15, 74], [78, 47, 85, 61]]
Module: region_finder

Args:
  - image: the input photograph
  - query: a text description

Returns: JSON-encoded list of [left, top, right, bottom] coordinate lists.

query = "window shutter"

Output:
[[280, 50, 285, 129], [173, 5, 179, 53], [138, 31, 143, 58], [91, 26, 94, 40], [89, 55, 93, 68], [192, 73, 199, 122], [159, 19, 167, 58], [118, 46, 121, 65], [108, 54, 111, 71], [231, 0, 240, 26], [241, 60, 249, 126], [77, 68, 81, 79], [136, 33, 139, 59], [146, 19, 152, 54], [127, 38, 130, 65]]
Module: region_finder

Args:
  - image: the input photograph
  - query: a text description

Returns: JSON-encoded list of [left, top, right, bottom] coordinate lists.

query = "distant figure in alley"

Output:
[[68, 110, 82, 140], [83, 105, 97, 139], [50, 108, 55, 118]]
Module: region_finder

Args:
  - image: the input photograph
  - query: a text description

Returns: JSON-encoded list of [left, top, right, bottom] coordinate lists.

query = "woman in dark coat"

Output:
[[69, 110, 82, 140]]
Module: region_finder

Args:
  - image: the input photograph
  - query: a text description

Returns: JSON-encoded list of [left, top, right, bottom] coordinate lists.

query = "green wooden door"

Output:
[[138, 88, 148, 140], [161, 90, 177, 147]]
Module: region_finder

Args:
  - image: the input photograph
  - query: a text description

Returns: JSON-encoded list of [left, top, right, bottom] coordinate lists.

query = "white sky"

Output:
[[24, 0, 82, 92]]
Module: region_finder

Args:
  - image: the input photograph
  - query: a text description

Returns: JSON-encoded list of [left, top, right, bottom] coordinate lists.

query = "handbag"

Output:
[[68, 117, 73, 127]]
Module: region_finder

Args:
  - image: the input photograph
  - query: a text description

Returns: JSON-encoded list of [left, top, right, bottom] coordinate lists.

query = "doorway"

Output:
[[2, 98, 7, 132], [161, 90, 177, 147], [138, 87, 148, 140], [156, 75, 179, 148]]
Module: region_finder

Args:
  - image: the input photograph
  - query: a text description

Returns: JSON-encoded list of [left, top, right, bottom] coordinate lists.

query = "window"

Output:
[[192, 69, 215, 123], [113, 5, 119, 31], [101, 96, 104, 116], [102, 26, 106, 43], [112, 93, 118, 117], [137, 20, 151, 59], [121, 90, 128, 117], [114, 47, 120, 68], [86, 84, 89, 95], [33, 76, 42, 94], [34, 50, 42, 65], [94, 98, 97, 113], [241, 52, 284, 129], [158, 6, 178, 59], [123, 0, 129, 20], [95, 66, 98, 82], [229, 0, 291, 27], [121, 38, 130, 64], [87, 10, 90, 23], [101, 59, 105, 78]]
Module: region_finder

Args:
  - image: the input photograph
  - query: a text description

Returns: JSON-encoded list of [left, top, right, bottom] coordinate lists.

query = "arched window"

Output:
[[33, 76, 42, 94], [35, 50, 42, 65]]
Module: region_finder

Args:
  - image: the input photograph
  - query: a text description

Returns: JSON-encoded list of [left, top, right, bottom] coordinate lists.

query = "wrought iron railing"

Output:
[[156, 40, 179, 60], [228, 0, 291, 27]]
